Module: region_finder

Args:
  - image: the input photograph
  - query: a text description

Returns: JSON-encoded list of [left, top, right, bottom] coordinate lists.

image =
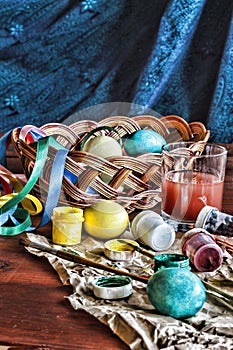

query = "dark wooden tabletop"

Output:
[[0, 226, 129, 350], [0, 144, 232, 350]]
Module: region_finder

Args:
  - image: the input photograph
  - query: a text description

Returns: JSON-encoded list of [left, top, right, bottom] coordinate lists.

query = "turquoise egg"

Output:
[[146, 268, 206, 319], [124, 129, 166, 156]]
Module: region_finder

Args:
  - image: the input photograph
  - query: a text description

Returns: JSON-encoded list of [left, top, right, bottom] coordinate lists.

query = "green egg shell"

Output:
[[124, 129, 166, 156], [146, 268, 206, 319]]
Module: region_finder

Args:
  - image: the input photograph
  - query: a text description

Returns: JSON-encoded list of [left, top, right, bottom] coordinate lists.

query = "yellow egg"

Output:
[[84, 200, 129, 239], [83, 136, 122, 158]]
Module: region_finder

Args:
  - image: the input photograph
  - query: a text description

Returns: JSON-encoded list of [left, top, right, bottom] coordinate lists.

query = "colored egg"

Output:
[[124, 129, 166, 156], [83, 136, 122, 158], [146, 268, 206, 319], [84, 200, 129, 239], [64, 169, 96, 194]]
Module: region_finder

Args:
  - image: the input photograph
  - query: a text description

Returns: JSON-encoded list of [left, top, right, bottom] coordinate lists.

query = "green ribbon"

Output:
[[0, 136, 66, 236], [0, 208, 31, 236]]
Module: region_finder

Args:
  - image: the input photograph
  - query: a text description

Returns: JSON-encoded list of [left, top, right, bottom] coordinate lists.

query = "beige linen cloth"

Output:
[[26, 232, 233, 350]]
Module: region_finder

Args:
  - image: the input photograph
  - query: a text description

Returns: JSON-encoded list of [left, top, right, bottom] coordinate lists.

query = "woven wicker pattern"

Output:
[[11, 115, 209, 213]]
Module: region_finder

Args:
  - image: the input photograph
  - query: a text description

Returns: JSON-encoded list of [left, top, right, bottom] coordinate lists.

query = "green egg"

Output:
[[146, 267, 206, 319], [83, 135, 122, 158]]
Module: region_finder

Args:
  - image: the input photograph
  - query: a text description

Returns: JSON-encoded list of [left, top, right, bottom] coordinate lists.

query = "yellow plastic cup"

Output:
[[52, 207, 84, 245]]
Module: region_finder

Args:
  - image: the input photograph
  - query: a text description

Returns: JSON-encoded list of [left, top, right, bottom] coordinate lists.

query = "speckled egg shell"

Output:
[[124, 129, 166, 156], [146, 267, 206, 319]]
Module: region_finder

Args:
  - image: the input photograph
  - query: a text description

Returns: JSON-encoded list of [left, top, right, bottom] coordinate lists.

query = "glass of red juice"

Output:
[[161, 142, 227, 232]]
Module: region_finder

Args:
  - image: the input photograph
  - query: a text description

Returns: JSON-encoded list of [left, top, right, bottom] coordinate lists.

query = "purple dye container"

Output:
[[181, 228, 223, 272]]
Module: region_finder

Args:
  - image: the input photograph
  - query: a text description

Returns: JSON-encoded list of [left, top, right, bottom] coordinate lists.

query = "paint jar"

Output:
[[52, 207, 84, 245], [195, 206, 233, 237], [181, 228, 223, 272], [131, 210, 175, 251], [153, 253, 190, 272], [147, 268, 206, 319]]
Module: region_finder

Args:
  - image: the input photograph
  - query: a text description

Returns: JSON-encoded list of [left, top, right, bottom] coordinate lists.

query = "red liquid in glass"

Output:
[[162, 171, 224, 222]]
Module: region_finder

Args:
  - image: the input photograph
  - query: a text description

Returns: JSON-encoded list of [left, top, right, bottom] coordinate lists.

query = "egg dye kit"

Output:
[[1, 113, 233, 349]]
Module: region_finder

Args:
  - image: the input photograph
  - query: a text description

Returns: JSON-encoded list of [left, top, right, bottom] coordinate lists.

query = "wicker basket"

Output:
[[11, 115, 209, 213]]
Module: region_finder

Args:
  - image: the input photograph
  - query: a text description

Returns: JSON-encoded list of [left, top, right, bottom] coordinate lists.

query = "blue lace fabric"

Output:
[[0, 0, 232, 143]]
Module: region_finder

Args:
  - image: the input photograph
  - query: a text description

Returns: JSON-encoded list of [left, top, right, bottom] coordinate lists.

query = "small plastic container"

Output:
[[181, 228, 223, 272], [195, 205, 233, 237], [131, 210, 175, 251], [153, 253, 190, 272], [52, 206, 84, 245]]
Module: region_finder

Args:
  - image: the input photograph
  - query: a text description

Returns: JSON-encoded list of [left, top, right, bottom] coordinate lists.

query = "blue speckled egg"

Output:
[[124, 129, 166, 156], [146, 268, 206, 319]]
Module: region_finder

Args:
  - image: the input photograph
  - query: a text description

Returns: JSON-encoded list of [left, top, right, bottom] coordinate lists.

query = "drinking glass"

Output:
[[161, 142, 227, 231]]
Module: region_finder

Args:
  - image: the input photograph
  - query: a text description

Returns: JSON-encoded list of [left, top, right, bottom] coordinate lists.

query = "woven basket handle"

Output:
[[80, 126, 122, 150]]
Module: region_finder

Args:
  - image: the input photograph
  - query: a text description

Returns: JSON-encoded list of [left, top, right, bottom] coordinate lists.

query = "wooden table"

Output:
[[0, 227, 129, 349], [0, 144, 232, 349]]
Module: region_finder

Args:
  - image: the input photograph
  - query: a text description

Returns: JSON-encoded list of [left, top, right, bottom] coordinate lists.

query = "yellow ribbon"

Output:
[[0, 193, 43, 215], [0, 166, 43, 215]]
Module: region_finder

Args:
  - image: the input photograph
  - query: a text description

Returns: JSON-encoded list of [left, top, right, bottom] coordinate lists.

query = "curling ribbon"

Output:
[[0, 193, 43, 236], [0, 193, 43, 216], [0, 172, 12, 195], [0, 134, 68, 236], [19, 125, 47, 143], [0, 165, 38, 213], [37, 148, 69, 227]]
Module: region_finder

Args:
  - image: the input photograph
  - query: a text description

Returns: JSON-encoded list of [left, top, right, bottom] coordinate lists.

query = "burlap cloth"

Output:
[[26, 232, 233, 350]]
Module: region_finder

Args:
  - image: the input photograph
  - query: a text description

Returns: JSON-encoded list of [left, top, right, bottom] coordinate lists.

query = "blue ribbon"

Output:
[[0, 134, 69, 235], [38, 148, 69, 228], [0, 129, 13, 166], [0, 206, 17, 225]]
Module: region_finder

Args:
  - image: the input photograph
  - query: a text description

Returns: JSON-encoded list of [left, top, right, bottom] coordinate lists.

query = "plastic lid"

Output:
[[53, 206, 83, 217], [154, 253, 190, 272], [93, 276, 133, 299], [104, 239, 139, 261], [195, 206, 217, 228], [193, 244, 223, 272], [147, 223, 176, 251]]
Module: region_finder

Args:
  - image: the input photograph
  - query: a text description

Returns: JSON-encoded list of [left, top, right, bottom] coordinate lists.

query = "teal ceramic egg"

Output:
[[146, 268, 206, 319], [124, 129, 166, 156]]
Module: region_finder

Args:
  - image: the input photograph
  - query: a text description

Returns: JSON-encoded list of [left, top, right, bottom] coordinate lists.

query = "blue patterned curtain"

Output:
[[0, 0, 232, 143]]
